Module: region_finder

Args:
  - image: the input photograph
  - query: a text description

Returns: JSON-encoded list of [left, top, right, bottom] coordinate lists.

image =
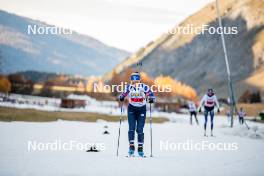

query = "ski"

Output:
[[126, 155, 147, 158], [139, 155, 147, 158]]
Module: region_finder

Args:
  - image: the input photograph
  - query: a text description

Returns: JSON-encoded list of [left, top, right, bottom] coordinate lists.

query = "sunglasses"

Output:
[[130, 75, 140, 81]]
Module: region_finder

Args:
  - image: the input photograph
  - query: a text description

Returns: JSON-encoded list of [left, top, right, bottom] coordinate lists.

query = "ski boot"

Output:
[[211, 130, 214, 137], [138, 146, 145, 157], [128, 145, 135, 157], [204, 130, 207, 137]]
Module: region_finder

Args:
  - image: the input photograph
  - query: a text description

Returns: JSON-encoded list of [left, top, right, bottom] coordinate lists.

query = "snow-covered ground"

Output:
[[0, 94, 189, 119], [0, 93, 122, 115], [0, 115, 264, 176]]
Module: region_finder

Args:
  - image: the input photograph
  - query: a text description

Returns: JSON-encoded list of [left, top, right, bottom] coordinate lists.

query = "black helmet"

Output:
[[207, 88, 214, 96]]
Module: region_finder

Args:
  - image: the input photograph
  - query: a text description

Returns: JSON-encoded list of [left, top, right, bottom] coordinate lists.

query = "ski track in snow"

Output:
[[0, 115, 264, 176]]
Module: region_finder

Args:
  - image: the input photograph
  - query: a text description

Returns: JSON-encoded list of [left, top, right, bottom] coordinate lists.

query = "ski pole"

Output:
[[116, 102, 123, 157], [243, 118, 250, 130], [149, 103, 153, 157]]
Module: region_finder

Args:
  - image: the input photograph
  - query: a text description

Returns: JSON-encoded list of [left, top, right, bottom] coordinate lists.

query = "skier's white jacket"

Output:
[[188, 101, 197, 112], [199, 94, 220, 109], [238, 111, 246, 117], [121, 83, 155, 107]]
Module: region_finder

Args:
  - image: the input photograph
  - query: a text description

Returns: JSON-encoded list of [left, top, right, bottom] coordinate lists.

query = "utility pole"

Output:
[[215, 0, 236, 127]]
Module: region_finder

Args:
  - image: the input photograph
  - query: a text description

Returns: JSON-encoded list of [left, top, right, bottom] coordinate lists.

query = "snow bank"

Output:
[[218, 118, 264, 141]]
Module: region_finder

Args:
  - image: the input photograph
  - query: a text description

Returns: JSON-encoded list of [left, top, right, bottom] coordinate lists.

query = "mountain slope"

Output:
[[105, 0, 264, 98], [0, 10, 130, 76]]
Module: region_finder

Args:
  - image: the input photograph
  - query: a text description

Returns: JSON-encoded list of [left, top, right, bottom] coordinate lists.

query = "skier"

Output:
[[119, 72, 155, 157], [226, 109, 231, 124], [198, 88, 220, 136], [188, 101, 199, 125], [237, 107, 246, 125]]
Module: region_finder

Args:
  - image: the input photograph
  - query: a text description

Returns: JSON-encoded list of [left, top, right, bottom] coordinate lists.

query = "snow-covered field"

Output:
[[0, 115, 264, 176], [0, 93, 123, 116], [0, 94, 190, 119]]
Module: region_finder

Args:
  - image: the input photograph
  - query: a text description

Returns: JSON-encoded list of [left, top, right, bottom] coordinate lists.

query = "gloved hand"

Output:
[[119, 95, 125, 102], [198, 108, 202, 113], [217, 108, 220, 113], [148, 97, 155, 104]]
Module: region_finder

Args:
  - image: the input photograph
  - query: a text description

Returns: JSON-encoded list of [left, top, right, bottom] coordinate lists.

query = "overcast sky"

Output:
[[0, 0, 213, 52]]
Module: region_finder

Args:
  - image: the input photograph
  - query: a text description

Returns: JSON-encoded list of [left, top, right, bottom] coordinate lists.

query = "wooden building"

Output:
[[61, 98, 86, 108]]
